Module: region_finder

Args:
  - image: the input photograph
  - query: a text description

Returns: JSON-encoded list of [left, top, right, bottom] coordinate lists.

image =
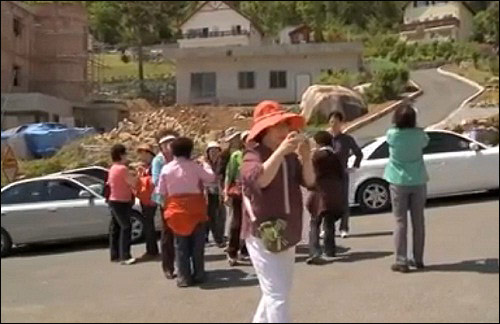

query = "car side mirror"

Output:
[[79, 190, 93, 199], [469, 142, 481, 152]]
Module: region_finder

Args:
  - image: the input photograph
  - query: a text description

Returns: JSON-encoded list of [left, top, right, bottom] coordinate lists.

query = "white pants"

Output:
[[246, 236, 295, 323]]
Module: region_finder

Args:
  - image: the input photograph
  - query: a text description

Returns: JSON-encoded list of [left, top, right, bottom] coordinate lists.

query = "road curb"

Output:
[[426, 66, 485, 130], [344, 80, 423, 134]]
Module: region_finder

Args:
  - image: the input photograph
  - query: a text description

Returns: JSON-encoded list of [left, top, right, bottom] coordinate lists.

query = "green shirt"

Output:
[[225, 150, 243, 187], [383, 127, 429, 186]]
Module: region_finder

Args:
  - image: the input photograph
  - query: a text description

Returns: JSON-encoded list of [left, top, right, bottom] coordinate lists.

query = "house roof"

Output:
[[403, 1, 476, 15], [179, 1, 264, 35]]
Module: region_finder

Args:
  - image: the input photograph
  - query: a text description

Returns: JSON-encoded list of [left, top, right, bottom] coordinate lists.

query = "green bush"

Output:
[[365, 58, 409, 103], [317, 70, 369, 88], [489, 57, 499, 75], [364, 34, 486, 67]]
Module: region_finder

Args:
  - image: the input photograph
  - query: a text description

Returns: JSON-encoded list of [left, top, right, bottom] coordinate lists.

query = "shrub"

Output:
[[364, 33, 485, 67], [365, 59, 409, 103], [489, 57, 499, 74], [317, 70, 367, 88]]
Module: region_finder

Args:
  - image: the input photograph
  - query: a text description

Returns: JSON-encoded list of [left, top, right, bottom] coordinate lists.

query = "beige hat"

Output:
[[206, 141, 221, 151], [137, 143, 155, 156]]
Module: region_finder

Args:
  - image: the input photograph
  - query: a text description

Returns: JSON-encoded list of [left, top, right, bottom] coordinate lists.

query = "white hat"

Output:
[[240, 130, 250, 141], [223, 127, 241, 142], [159, 135, 176, 145], [206, 141, 221, 151]]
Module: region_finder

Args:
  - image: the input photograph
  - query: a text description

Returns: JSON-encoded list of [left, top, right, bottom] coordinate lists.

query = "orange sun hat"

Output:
[[247, 100, 305, 142]]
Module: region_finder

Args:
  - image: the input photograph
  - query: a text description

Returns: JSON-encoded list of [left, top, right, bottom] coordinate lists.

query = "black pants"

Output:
[[175, 223, 206, 285], [109, 201, 133, 261], [206, 193, 225, 244], [310, 211, 340, 257], [160, 207, 176, 275], [340, 174, 350, 232], [141, 204, 159, 256], [227, 197, 248, 259]]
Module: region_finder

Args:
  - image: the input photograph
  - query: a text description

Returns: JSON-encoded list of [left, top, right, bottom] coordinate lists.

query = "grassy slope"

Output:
[[101, 54, 174, 82]]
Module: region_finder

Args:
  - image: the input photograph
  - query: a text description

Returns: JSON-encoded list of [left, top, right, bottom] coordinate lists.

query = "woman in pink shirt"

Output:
[[156, 137, 215, 287], [108, 144, 137, 265]]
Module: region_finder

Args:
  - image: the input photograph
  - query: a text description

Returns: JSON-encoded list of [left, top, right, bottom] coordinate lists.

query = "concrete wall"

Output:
[[0, 1, 88, 102], [1, 1, 36, 94], [1, 93, 74, 130], [176, 52, 361, 105], [29, 3, 88, 102], [401, 25, 459, 42], [179, 34, 251, 48], [73, 101, 129, 132], [457, 3, 474, 41]]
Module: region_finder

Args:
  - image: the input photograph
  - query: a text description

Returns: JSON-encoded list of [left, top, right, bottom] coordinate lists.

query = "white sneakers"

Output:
[[120, 258, 137, 266], [340, 231, 349, 239]]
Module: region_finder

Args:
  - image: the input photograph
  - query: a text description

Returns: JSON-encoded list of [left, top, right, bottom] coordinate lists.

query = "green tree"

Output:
[[473, 1, 499, 46], [90, 1, 188, 95], [240, 1, 300, 36]]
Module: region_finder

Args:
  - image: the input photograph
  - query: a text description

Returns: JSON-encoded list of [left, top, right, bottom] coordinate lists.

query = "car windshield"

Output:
[[74, 175, 105, 196]]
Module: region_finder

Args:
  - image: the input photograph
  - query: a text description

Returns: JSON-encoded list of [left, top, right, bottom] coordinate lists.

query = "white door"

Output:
[[423, 133, 476, 196], [295, 74, 311, 102], [461, 145, 499, 191]]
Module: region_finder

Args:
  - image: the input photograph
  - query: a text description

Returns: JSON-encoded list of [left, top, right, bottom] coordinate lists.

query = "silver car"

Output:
[[1, 174, 145, 257]]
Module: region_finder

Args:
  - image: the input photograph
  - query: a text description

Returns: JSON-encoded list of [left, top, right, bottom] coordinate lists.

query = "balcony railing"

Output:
[[401, 16, 460, 32], [182, 29, 250, 39]]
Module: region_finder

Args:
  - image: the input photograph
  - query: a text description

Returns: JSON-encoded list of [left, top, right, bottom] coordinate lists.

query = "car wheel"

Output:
[[1, 228, 13, 258], [130, 211, 145, 244], [357, 179, 391, 213]]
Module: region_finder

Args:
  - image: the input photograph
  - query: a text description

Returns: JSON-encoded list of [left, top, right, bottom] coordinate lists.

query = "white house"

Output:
[[166, 1, 363, 105], [400, 1, 476, 42]]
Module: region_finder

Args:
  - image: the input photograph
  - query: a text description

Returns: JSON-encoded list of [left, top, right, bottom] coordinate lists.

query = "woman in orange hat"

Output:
[[241, 100, 315, 323]]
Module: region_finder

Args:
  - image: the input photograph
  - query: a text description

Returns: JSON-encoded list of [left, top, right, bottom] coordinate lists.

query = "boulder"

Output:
[[300, 85, 368, 124]]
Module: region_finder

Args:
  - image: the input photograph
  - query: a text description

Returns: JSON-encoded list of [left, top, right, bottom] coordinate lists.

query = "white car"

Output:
[[348, 130, 499, 213]]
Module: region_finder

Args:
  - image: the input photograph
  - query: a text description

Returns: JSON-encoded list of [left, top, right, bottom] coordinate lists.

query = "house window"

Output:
[[413, 1, 429, 7], [238, 72, 255, 89], [270, 71, 287, 89], [13, 17, 21, 37], [190, 72, 216, 99], [233, 25, 242, 35], [13, 65, 20, 87], [202, 28, 209, 38]]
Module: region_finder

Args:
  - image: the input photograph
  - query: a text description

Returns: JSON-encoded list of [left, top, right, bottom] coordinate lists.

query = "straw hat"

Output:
[[137, 143, 155, 156]]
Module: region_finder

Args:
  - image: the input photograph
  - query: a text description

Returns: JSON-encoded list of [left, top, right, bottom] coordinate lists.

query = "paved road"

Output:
[[351, 69, 479, 146], [2, 193, 498, 323]]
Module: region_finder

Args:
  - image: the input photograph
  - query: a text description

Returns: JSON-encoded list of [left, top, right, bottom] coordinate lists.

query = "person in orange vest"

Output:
[[136, 143, 160, 260], [155, 137, 215, 288]]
